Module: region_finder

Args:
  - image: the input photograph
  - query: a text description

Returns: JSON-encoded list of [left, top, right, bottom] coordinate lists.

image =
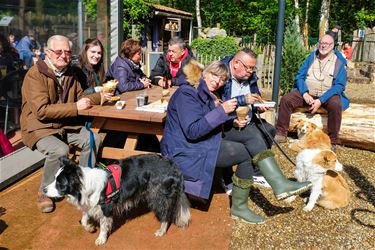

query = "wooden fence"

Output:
[[195, 44, 276, 90]]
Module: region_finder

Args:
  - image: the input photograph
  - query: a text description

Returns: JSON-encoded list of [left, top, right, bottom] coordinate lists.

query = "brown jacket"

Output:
[[20, 59, 101, 149]]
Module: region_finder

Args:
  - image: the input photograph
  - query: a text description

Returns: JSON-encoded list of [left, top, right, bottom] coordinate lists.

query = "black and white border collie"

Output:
[[44, 154, 191, 245]]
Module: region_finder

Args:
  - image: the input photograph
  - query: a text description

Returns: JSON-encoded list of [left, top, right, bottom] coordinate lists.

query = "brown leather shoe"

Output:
[[37, 192, 55, 213], [274, 134, 287, 143]]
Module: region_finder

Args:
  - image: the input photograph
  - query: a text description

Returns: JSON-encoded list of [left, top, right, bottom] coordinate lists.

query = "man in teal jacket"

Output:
[[275, 34, 349, 148]]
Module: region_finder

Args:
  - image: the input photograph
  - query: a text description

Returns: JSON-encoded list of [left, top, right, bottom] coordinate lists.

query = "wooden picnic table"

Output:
[[78, 86, 175, 159]]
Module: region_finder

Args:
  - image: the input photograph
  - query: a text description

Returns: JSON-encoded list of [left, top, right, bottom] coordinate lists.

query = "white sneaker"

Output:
[[253, 175, 271, 188], [224, 182, 233, 196]]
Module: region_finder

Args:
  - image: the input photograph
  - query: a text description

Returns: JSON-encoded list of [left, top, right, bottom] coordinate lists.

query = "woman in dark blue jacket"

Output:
[[105, 39, 151, 95], [161, 60, 312, 224]]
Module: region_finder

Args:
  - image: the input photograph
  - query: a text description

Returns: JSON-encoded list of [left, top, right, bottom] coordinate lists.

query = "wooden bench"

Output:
[[289, 103, 375, 151]]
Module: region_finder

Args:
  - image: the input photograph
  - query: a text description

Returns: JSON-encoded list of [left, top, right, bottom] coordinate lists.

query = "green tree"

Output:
[[280, 21, 308, 95]]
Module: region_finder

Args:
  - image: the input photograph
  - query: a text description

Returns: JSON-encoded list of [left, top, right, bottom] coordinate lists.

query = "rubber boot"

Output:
[[230, 175, 265, 224], [253, 150, 312, 200]]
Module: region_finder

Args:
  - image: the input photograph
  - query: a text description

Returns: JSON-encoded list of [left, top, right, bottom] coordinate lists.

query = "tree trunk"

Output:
[[294, 0, 301, 34], [319, 0, 331, 39], [19, 0, 26, 32], [195, 0, 205, 37], [289, 104, 375, 151], [303, 0, 310, 48]]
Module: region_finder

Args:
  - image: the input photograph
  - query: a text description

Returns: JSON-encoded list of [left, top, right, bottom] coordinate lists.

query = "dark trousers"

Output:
[[216, 119, 276, 180], [275, 91, 342, 144]]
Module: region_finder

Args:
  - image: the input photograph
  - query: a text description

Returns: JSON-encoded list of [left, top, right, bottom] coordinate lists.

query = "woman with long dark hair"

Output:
[[78, 38, 105, 94]]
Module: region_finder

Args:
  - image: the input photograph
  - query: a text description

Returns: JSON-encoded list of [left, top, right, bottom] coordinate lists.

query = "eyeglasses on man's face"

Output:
[[237, 59, 257, 73], [318, 42, 333, 47], [48, 49, 72, 56]]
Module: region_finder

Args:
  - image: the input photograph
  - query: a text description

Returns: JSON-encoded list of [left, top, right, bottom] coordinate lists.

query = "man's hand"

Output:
[[256, 106, 269, 113], [303, 92, 314, 106], [222, 98, 237, 114], [76, 97, 91, 110], [245, 94, 258, 105], [158, 78, 172, 88], [309, 99, 322, 114]]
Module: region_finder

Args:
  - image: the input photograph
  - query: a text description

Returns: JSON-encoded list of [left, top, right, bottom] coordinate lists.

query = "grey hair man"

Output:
[[20, 35, 107, 213], [150, 36, 194, 87]]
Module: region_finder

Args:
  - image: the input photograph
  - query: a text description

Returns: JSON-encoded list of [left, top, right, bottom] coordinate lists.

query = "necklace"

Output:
[[312, 53, 332, 81]]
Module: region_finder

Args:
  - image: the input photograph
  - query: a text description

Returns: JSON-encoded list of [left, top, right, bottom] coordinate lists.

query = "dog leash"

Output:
[[85, 122, 95, 168], [255, 110, 296, 166]]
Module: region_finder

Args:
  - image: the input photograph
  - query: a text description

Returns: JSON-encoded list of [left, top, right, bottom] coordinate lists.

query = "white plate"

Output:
[[115, 100, 126, 110], [253, 101, 276, 108]]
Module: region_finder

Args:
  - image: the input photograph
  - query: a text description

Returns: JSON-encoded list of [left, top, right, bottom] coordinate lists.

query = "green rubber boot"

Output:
[[230, 175, 265, 224], [253, 150, 312, 200]]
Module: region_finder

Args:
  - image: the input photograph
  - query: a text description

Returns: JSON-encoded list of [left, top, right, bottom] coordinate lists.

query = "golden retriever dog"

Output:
[[288, 119, 331, 152], [286, 148, 351, 211]]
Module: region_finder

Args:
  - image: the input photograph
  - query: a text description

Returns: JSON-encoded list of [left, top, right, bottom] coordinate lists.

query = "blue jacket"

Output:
[[105, 56, 146, 94], [15, 36, 36, 53], [295, 50, 349, 110], [161, 80, 232, 199]]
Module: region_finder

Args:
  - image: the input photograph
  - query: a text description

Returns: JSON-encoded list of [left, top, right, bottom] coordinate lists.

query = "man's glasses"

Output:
[[48, 49, 72, 56], [318, 42, 333, 46], [237, 59, 257, 73]]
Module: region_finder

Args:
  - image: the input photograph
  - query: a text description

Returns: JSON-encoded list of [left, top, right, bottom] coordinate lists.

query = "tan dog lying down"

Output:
[[289, 119, 331, 152]]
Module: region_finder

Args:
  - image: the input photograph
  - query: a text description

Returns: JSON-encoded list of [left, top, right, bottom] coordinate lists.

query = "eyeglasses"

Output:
[[210, 73, 225, 82], [237, 59, 257, 73], [48, 49, 72, 56], [318, 42, 333, 46]]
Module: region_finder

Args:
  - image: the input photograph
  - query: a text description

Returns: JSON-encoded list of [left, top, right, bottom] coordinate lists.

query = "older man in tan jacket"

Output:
[[20, 35, 106, 213]]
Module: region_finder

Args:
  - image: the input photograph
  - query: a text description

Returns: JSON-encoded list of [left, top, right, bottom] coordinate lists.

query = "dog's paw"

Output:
[[303, 204, 314, 212], [154, 229, 167, 237], [95, 236, 107, 246], [284, 195, 297, 203], [83, 224, 96, 233]]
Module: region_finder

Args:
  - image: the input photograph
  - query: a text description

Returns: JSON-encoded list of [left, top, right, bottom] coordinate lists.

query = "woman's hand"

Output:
[[233, 116, 249, 128], [222, 98, 237, 114], [141, 77, 152, 88]]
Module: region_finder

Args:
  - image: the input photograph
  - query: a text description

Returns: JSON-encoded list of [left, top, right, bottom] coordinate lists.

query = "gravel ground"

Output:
[[230, 144, 375, 249]]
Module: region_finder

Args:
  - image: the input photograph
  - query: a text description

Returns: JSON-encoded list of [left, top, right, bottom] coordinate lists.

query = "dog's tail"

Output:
[[174, 191, 191, 228]]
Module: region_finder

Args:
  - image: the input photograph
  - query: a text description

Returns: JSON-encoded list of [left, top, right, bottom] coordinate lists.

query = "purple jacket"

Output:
[[161, 80, 232, 199], [105, 56, 146, 94]]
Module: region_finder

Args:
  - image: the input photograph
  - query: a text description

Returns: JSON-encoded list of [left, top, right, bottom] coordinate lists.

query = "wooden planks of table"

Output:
[[78, 86, 175, 159]]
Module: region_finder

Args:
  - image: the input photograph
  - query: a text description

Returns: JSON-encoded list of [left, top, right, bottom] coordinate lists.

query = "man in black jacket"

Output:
[[150, 37, 194, 87]]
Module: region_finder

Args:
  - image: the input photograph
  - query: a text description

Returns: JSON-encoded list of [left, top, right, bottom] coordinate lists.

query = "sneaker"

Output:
[[274, 134, 287, 143], [37, 192, 55, 213], [224, 182, 233, 196], [253, 176, 271, 188]]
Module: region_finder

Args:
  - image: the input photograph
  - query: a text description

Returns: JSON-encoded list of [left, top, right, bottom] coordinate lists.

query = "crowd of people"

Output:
[[6, 31, 349, 225]]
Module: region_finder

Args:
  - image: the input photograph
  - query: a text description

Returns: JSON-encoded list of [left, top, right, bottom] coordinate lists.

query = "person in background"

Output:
[[105, 39, 151, 94], [219, 48, 276, 189], [150, 36, 194, 88], [15, 30, 38, 69], [20, 35, 112, 213], [275, 34, 349, 152], [161, 60, 311, 224], [343, 42, 353, 60], [77, 38, 105, 94], [326, 24, 341, 49]]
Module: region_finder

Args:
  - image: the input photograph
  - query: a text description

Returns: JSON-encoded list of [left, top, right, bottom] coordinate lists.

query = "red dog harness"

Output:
[[103, 164, 122, 203]]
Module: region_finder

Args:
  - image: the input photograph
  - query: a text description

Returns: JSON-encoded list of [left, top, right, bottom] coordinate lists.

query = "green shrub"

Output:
[[191, 36, 240, 65], [280, 22, 308, 95]]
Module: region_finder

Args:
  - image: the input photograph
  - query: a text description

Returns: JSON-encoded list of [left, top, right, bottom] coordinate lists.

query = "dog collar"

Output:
[[103, 164, 122, 203]]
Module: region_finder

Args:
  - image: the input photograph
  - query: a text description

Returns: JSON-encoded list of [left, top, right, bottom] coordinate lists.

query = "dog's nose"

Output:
[[42, 187, 47, 194]]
